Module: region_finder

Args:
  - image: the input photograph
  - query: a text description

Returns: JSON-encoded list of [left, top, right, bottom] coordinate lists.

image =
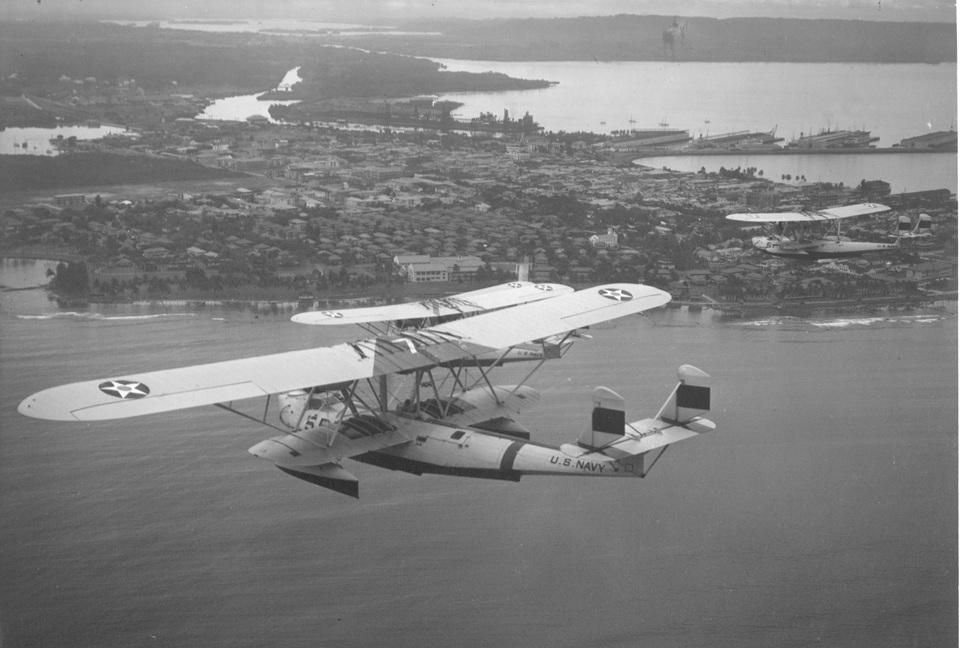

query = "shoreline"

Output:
[[3, 281, 955, 323], [631, 147, 957, 158], [38, 287, 960, 317]]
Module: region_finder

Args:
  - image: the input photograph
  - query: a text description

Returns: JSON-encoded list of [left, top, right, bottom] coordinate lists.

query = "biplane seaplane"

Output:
[[18, 282, 715, 498], [726, 202, 914, 260]]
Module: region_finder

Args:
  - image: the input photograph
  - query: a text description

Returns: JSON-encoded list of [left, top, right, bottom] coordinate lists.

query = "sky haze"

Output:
[[8, 0, 956, 23]]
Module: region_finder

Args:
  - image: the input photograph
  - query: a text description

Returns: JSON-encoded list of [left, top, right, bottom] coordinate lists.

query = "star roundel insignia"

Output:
[[598, 287, 633, 302], [533, 284, 553, 291], [508, 282, 523, 288], [321, 311, 343, 319], [99, 380, 150, 400]]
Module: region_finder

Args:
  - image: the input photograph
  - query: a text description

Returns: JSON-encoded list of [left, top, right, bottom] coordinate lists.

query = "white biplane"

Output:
[[18, 283, 715, 498], [726, 202, 915, 260]]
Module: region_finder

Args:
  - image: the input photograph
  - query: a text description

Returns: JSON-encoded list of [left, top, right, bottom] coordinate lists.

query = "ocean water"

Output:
[[201, 59, 957, 193], [0, 125, 130, 157], [0, 262, 956, 648], [431, 60, 957, 148]]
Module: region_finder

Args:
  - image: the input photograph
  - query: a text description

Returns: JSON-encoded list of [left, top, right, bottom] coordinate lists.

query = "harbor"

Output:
[[620, 126, 956, 157]]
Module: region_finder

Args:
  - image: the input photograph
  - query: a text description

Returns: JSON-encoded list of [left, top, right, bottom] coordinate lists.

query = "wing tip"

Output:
[[18, 393, 75, 421]]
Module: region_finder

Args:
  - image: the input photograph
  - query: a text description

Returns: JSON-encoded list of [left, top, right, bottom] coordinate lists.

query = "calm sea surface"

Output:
[[432, 60, 957, 147], [432, 59, 958, 194], [0, 259, 957, 647], [0, 124, 129, 157]]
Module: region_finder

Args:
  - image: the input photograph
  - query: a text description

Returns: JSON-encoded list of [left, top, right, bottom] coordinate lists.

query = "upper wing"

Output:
[[19, 283, 670, 422], [727, 202, 890, 223], [291, 282, 572, 325], [430, 283, 669, 351]]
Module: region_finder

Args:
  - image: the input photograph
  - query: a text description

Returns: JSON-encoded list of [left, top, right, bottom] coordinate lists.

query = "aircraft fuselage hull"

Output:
[[753, 239, 900, 260], [366, 415, 645, 479]]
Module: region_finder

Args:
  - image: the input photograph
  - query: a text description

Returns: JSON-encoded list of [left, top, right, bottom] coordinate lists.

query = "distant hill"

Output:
[[347, 15, 956, 64]]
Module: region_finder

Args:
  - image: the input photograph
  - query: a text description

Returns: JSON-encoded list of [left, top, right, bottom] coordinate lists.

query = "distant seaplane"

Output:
[[726, 203, 928, 260]]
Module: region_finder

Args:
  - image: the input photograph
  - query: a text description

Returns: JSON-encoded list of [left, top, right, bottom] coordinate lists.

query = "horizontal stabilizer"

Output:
[[604, 416, 716, 458], [276, 464, 359, 498], [899, 213, 932, 238]]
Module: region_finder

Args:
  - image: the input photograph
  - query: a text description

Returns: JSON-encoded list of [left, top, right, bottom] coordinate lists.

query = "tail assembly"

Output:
[[570, 365, 715, 477], [895, 213, 932, 239]]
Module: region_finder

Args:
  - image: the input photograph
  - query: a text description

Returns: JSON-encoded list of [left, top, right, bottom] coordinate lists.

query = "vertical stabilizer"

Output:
[[660, 365, 711, 424], [578, 387, 626, 450], [914, 213, 932, 236], [896, 215, 913, 237]]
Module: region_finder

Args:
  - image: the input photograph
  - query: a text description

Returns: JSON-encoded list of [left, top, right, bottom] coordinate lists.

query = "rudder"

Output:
[[579, 387, 626, 450], [659, 365, 711, 424]]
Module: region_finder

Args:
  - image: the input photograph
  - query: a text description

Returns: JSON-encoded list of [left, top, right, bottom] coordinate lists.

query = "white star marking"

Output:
[[598, 288, 633, 301], [98, 380, 150, 399]]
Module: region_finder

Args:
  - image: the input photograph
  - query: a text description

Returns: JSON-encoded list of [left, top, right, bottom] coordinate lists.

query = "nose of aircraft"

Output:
[[248, 438, 289, 462], [751, 235, 769, 249], [248, 427, 337, 467]]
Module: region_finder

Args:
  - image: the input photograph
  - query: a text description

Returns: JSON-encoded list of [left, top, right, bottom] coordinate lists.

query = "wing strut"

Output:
[[292, 385, 319, 432], [638, 445, 669, 477], [213, 399, 290, 434], [510, 331, 577, 397], [378, 375, 388, 412], [472, 347, 515, 405], [426, 370, 446, 415], [511, 357, 549, 397]]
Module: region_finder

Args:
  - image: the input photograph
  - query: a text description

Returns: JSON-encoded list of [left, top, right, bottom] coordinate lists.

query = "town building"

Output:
[[899, 130, 958, 150], [905, 261, 955, 285], [54, 194, 86, 206]]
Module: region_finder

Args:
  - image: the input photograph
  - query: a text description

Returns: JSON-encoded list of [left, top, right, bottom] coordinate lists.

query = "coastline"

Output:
[[35, 285, 960, 318], [631, 146, 957, 158], [4, 255, 956, 317]]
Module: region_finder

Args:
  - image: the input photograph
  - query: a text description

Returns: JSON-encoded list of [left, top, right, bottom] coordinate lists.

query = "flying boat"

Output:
[[18, 283, 715, 498], [726, 202, 914, 260]]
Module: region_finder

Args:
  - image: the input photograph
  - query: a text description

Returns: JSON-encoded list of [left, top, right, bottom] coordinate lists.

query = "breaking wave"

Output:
[[738, 313, 949, 329]]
